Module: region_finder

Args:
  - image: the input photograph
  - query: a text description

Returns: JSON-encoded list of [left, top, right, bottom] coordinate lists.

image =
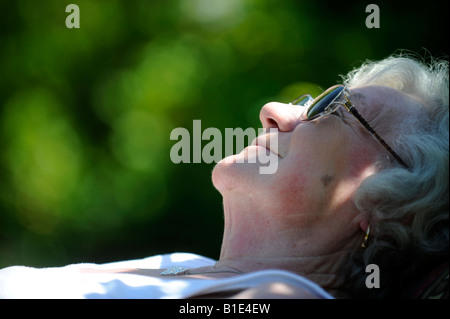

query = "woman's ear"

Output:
[[359, 219, 369, 233]]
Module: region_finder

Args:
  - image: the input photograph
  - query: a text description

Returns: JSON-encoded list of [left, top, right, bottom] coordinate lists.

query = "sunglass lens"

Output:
[[296, 96, 312, 106], [307, 86, 344, 119]]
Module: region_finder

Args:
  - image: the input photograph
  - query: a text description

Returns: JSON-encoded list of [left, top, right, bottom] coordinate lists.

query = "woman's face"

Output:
[[212, 85, 422, 258]]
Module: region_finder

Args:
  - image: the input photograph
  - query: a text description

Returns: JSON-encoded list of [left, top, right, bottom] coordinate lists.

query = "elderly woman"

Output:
[[212, 54, 449, 298], [0, 54, 448, 299]]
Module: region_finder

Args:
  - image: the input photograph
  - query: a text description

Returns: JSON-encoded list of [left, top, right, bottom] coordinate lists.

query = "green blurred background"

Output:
[[0, 0, 448, 268]]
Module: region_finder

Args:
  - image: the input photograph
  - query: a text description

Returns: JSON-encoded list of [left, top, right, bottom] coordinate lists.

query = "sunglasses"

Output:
[[291, 85, 409, 168]]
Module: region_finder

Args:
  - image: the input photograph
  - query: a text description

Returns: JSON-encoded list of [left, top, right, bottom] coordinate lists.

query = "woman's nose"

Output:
[[259, 102, 303, 132]]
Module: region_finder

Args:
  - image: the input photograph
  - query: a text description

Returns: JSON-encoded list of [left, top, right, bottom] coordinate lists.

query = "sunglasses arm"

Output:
[[341, 101, 409, 168]]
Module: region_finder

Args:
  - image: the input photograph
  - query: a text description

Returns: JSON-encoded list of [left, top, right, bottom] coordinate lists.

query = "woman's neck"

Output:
[[215, 248, 355, 298]]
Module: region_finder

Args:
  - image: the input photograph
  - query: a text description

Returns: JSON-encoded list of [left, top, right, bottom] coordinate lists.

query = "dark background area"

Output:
[[0, 0, 448, 268]]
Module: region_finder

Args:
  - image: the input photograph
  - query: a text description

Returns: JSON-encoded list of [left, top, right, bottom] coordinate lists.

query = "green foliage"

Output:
[[0, 0, 448, 267]]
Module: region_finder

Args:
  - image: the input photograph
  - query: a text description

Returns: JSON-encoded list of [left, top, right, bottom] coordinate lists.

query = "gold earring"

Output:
[[361, 225, 370, 248]]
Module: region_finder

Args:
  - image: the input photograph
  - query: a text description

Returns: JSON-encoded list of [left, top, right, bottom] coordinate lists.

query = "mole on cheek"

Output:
[[321, 174, 334, 187]]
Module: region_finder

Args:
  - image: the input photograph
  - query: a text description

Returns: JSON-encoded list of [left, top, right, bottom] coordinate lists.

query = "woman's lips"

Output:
[[251, 135, 282, 158]]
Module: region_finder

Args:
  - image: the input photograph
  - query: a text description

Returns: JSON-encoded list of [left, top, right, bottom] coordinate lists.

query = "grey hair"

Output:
[[340, 53, 449, 298]]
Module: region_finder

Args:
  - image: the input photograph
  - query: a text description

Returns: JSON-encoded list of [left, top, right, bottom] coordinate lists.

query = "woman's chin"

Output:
[[212, 150, 261, 194]]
